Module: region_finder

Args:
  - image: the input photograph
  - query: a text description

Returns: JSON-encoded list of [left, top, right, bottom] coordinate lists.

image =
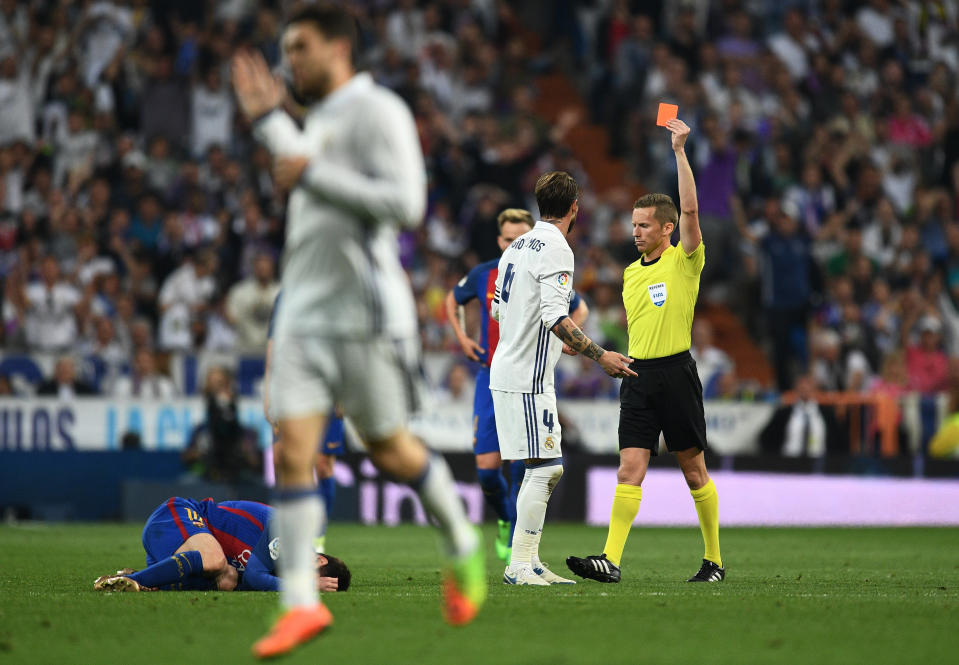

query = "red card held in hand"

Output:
[[656, 103, 678, 127]]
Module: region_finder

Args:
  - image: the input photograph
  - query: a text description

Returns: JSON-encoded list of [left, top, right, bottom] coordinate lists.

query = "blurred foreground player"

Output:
[[445, 208, 588, 561], [233, 5, 485, 657], [92, 497, 349, 593], [264, 290, 345, 554], [566, 119, 724, 584]]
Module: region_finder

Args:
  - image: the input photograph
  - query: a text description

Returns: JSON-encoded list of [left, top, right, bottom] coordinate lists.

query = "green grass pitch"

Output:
[[1, 523, 957, 664]]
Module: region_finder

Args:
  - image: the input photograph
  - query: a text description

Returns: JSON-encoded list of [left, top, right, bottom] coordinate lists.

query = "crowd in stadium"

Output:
[[0, 0, 958, 414]]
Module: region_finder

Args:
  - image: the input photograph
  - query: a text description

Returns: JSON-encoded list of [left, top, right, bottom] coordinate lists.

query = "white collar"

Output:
[[535, 220, 565, 238], [309, 72, 373, 115]]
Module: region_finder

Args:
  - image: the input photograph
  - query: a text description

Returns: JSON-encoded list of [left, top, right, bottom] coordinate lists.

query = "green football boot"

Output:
[[442, 529, 487, 626], [495, 519, 512, 561]]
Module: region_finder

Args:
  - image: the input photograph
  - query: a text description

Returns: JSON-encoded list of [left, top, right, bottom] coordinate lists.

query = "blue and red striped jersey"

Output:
[[197, 498, 272, 571], [453, 259, 582, 368]]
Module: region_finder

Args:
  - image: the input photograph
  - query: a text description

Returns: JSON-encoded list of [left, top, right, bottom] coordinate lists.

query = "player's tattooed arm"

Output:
[[551, 317, 638, 378], [551, 317, 605, 361]]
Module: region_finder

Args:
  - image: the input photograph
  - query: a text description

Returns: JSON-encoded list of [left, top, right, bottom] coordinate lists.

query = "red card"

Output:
[[656, 103, 678, 127]]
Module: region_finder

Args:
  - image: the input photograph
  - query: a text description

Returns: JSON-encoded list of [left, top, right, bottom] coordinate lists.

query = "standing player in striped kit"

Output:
[[489, 172, 635, 586], [232, 5, 485, 658], [446, 208, 588, 563]]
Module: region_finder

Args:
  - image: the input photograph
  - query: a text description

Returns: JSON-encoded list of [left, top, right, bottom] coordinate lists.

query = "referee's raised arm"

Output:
[[667, 118, 701, 254]]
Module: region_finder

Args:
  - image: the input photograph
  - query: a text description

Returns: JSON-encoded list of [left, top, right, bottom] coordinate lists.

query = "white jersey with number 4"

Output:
[[489, 221, 574, 394]]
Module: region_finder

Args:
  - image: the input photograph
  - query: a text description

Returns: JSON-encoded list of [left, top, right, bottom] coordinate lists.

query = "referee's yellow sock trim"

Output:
[[602, 484, 643, 566], [691, 478, 721, 568]]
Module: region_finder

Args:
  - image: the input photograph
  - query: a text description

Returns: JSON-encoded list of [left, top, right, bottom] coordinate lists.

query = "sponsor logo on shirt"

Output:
[[233, 548, 252, 571], [648, 282, 667, 307]]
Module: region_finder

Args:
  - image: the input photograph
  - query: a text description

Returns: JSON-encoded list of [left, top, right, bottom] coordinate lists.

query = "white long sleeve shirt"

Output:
[[490, 221, 575, 394], [24, 281, 80, 351], [783, 401, 826, 458], [158, 263, 215, 351], [191, 84, 234, 157], [253, 72, 426, 340]]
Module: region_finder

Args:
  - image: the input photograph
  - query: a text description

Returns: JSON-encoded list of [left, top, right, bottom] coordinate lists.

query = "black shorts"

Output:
[[618, 350, 707, 455]]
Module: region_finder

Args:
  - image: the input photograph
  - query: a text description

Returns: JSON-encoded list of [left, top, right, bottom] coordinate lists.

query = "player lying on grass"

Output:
[[93, 497, 351, 592]]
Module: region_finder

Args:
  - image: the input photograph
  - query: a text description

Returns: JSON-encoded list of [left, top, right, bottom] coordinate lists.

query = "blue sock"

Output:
[[318, 476, 336, 516], [130, 551, 204, 588], [155, 575, 217, 591], [317, 476, 336, 538], [477, 467, 510, 522], [508, 461, 526, 542]]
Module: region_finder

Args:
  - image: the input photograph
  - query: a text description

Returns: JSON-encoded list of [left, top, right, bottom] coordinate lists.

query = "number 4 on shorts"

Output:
[[542, 410, 554, 433]]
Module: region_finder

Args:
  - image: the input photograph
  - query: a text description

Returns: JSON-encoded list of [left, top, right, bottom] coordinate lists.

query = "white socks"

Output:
[[275, 490, 325, 608], [509, 461, 564, 569], [415, 455, 479, 557]]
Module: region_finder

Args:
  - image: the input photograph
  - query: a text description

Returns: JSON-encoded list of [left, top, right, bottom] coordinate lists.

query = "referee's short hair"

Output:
[[497, 208, 534, 231], [634, 193, 678, 228], [535, 171, 578, 220], [286, 3, 359, 65]]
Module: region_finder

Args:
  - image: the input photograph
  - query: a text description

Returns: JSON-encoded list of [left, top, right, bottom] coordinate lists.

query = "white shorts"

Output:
[[490, 389, 562, 461], [269, 335, 425, 442]]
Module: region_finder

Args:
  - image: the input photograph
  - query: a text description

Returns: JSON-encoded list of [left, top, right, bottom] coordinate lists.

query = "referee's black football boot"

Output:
[[565, 553, 621, 583], [687, 559, 725, 582]]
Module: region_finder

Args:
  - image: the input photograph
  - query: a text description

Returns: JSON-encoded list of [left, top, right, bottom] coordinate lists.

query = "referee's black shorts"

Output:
[[618, 350, 707, 455]]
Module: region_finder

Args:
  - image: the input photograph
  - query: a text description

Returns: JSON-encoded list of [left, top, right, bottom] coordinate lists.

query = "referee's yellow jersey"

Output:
[[623, 242, 705, 360]]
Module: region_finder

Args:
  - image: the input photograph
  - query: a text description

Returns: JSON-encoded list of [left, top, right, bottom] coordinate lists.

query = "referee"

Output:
[[566, 118, 724, 584]]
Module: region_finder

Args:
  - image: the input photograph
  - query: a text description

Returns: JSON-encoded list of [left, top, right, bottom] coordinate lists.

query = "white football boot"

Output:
[[503, 564, 549, 586], [532, 560, 576, 585]]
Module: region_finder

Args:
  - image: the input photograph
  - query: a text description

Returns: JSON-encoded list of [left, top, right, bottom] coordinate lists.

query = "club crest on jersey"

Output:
[[648, 282, 667, 307], [269, 537, 280, 561], [557, 272, 570, 287], [544, 436, 555, 450]]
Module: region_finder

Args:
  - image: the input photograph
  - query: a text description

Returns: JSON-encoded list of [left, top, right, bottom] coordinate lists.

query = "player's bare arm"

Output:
[[562, 297, 590, 356], [232, 51, 312, 190], [571, 298, 589, 328], [667, 118, 701, 254], [445, 290, 484, 361], [231, 50, 284, 122], [273, 155, 310, 191], [551, 316, 636, 378]]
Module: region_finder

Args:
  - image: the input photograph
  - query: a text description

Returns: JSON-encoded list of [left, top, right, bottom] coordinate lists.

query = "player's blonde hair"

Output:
[[497, 208, 534, 231]]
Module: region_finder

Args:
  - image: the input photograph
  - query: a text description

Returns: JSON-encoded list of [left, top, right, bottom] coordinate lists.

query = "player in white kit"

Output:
[[232, 5, 485, 658], [490, 171, 636, 585]]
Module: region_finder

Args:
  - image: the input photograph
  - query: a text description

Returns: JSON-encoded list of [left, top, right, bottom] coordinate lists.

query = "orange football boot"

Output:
[[252, 604, 333, 659]]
